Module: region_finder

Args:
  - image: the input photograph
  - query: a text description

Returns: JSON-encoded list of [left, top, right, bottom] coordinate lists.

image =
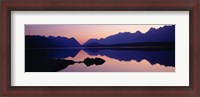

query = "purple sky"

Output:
[[25, 24, 166, 44]]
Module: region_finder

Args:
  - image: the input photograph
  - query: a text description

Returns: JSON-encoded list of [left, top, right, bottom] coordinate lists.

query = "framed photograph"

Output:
[[1, 0, 199, 96]]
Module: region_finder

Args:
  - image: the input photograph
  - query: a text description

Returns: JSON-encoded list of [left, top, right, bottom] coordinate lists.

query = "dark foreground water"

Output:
[[25, 47, 175, 72]]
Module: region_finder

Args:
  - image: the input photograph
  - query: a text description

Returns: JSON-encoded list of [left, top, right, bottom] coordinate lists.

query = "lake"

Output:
[[25, 47, 175, 72]]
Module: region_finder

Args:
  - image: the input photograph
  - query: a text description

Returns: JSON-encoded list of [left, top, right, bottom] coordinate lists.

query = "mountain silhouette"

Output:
[[25, 25, 175, 72], [25, 25, 175, 48], [83, 25, 175, 46], [26, 49, 81, 59], [25, 35, 81, 48]]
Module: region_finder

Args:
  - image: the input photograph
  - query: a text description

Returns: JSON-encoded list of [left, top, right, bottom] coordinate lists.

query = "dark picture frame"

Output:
[[0, 0, 199, 96]]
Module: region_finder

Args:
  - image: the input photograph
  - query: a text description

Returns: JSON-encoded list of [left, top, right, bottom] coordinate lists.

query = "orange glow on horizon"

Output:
[[25, 24, 166, 44]]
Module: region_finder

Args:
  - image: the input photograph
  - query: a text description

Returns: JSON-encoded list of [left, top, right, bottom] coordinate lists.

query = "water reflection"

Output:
[[25, 56, 105, 72], [25, 48, 175, 72], [84, 48, 175, 67]]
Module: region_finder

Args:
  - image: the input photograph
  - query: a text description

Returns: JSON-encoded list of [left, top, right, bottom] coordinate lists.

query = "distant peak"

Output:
[[135, 30, 142, 34], [145, 27, 157, 33], [149, 27, 156, 31], [123, 32, 131, 33], [70, 37, 75, 40], [116, 32, 131, 35], [47, 35, 70, 39], [99, 38, 104, 40], [89, 38, 99, 40], [47, 36, 55, 38]]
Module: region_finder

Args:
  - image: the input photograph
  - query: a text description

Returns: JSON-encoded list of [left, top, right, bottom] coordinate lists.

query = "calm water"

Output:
[[25, 48, 175, 72]]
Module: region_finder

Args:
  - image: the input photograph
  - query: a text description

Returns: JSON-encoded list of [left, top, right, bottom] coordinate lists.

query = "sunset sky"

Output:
[[25, 24, 166, 44]]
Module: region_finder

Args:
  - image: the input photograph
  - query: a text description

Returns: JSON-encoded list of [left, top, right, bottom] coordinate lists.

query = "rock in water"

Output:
[[94, 58, 105, 65], [83, 57, 105, 66]]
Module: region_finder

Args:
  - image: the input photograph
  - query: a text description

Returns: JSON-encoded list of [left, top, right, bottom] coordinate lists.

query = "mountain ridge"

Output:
[[25, 25, 175, 48], [25, 35, 81, 48], [83, 25, 175, 46]]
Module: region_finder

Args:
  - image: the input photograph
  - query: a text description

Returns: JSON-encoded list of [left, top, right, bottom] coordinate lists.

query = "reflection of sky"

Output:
[[25, 24, 165, 44], [60, 50, 175, 72]]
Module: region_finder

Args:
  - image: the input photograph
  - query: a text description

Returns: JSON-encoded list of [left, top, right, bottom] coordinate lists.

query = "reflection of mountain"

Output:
[[83, 25, 175, 46], [82, 42, 175, 47], [25, 49, 105, 72], [25, 25, 176, 72], [84, 49, 175, 67], [26, 49, 80, 59], [25, 35, 81, 48], [25, 58, 76, 72], [26, 48, 175, 70]]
